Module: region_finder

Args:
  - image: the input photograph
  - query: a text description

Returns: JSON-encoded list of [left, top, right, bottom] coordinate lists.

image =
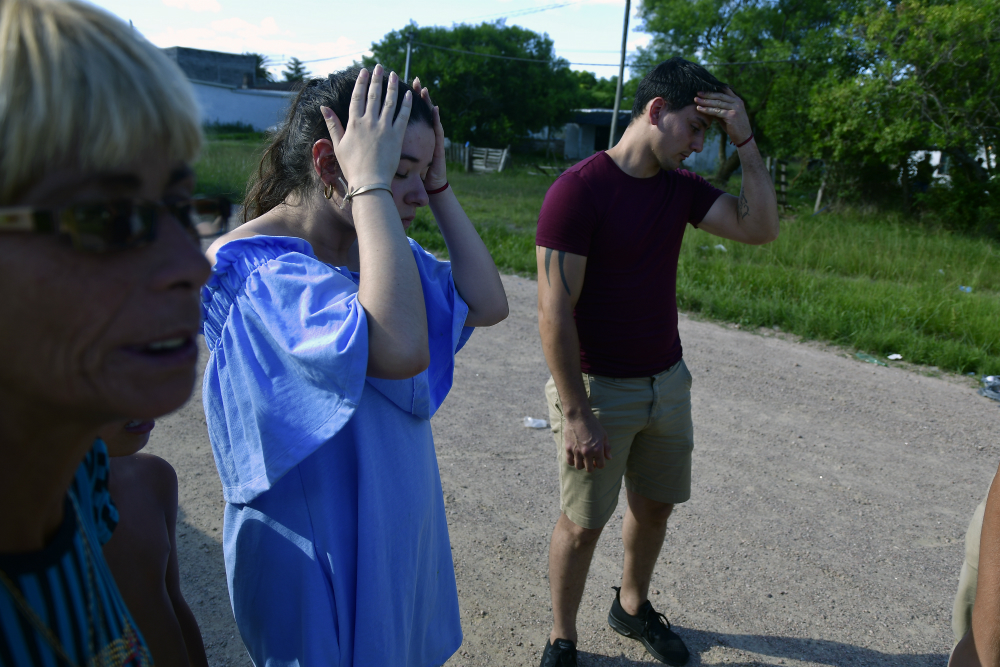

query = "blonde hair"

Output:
[[0, 0, 203, 203]]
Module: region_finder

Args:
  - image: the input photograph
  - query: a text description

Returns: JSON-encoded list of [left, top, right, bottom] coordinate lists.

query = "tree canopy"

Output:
[[282, 57, 310, 83], [635, 0, 998, 206], [245, 52, 274, 83], [365, 21, 579, 146]]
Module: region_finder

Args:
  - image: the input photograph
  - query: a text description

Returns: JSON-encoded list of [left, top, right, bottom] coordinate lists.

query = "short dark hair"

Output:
[[631, 57, 728, 120]]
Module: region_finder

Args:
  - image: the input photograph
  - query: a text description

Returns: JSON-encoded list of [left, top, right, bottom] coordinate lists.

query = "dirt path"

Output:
[[147, 273, 999, 667]]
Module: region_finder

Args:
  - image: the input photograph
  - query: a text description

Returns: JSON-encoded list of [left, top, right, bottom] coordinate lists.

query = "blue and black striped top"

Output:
[[0, 440, 153, 666]]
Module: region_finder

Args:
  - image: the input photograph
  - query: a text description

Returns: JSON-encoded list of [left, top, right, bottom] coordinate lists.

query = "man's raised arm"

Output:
[[536, 246, 611, 473], [694, 88, 780, 245]]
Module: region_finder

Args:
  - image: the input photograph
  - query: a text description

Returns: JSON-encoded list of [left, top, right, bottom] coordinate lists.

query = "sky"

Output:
[[87, 0, 651, 81]]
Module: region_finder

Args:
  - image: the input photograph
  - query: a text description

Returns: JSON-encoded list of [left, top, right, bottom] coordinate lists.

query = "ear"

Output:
[[312, 139, 349, 205], [312, 138, 340, 184], [646, 97, 668, 125]]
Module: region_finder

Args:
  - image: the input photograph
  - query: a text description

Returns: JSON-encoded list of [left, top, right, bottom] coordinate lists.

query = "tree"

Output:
[[635, 0, 862, 183], [282, 57, 310, 83], [366, 21, 578, 146], [245, 52, 274, 83], [810, 0, 1000, 184]]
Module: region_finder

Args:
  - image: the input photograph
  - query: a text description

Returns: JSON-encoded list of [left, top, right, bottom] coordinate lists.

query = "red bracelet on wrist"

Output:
[[731, 132, 754, 148], [426, 182, 450, 195]]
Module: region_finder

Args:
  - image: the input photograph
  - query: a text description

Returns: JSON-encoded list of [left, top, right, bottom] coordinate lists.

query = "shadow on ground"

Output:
[[578, 627, 946, 666]]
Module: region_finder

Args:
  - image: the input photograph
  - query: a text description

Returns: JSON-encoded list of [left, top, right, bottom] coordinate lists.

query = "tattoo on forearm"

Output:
[[739, 188, 750, 220], [543, 248, 572, 295], [557, 251, 571, 295]]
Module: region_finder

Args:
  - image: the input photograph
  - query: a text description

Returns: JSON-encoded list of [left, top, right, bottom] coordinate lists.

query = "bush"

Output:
[[916, 175, 999, 239]]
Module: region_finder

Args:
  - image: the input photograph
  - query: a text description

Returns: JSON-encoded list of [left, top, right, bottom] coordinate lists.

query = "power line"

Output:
[[292, 44, 797, 70], [297, 51, 368, 65], [412, 41, 623, 67], [459, 2, 580, 22], [704, 59, 797, 65]]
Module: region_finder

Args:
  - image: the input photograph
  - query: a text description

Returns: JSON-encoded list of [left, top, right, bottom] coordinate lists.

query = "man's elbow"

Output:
[[748, 221, 779, 245]]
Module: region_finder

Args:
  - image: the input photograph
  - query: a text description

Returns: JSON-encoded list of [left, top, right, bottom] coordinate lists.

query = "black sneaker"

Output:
[[607, 586, 689, 666], [539, 638, 577, 667]]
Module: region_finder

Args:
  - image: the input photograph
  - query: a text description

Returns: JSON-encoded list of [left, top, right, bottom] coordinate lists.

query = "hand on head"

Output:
[[320, 65, 411, 196], [411, 77, 448, 192], [694, 87, 752, 145]]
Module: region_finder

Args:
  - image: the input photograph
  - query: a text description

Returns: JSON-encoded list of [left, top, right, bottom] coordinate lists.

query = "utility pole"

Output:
[[404, 37, 412, 85], [608, 0, 630, 150]]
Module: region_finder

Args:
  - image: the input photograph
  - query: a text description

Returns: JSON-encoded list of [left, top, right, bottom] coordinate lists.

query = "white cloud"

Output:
[[162, 0, 222, 12], [147, 18, 364, 73]]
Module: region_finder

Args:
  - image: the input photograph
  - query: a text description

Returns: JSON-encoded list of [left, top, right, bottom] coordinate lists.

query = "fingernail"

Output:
[[389, 71, 398, 83], [320, 106, 334, 120]]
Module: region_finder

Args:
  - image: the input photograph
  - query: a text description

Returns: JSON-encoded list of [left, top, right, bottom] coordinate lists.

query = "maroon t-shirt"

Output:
[[536, 151, 724, 378]]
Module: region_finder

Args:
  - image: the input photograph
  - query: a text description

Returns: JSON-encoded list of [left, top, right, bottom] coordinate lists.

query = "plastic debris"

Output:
[[980, 376, 1000, 403], [523, 416, 549, 429], [938, 269, 945, 275], [714, 244, 727, 252], [960, 286, 973, 293], [855, 352, 887, 367], [888, 354, 902, 360]]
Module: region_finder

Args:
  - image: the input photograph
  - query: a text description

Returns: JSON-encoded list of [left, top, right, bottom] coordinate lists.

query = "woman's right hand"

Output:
[[321, 65, 411, 191]]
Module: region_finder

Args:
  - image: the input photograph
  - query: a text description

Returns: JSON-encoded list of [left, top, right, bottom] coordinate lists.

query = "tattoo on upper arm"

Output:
[[738, 188, 750, 220], [543, 248, 572, 295], [557, 251, 571, 295]]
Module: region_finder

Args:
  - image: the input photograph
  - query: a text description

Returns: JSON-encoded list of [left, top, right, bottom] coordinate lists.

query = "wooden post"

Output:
[[498, 146, 509, 173], [779, 161, 788, 209], [608, 0, 630, 150], [765, 156, 772, 183], [464, 143, 471, 173], [814, 177, 826, 214]]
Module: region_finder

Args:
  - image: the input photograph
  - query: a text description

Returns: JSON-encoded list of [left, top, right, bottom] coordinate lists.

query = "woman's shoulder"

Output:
[[206, 232, 328, 299]]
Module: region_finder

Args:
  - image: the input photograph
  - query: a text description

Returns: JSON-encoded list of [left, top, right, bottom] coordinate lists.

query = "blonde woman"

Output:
[[0, 0, 215, 663]]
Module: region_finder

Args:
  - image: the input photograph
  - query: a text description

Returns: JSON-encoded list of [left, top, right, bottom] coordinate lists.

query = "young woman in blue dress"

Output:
[[201, 65, 508, 666]]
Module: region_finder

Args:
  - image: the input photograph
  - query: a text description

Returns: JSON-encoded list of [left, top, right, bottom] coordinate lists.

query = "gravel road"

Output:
[[146, 273, 999, 667]]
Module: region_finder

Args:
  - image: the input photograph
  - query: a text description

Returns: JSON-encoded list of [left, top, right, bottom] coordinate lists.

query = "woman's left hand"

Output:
[[413, 78, 448, 192]]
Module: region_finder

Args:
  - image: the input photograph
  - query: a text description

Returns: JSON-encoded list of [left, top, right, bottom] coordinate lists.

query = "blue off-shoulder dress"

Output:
[[201, 236, 472, 667]]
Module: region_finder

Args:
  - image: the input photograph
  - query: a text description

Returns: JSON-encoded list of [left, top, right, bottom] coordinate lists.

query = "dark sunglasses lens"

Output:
[[65, 201, 155, 252]]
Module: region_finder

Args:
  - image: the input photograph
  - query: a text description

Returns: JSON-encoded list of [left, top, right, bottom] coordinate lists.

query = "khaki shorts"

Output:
[[545, 360, 694, 530]]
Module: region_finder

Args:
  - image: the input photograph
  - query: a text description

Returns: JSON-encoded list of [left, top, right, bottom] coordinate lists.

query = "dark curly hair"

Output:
[[242, 66, 434, 223]]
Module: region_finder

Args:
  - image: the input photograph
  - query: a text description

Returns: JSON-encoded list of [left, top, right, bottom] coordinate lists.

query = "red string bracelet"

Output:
[[731, 133, 754, 148], [426, 182, 450, 195]]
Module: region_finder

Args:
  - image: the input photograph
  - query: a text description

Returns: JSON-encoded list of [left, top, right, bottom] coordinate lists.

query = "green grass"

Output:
[[678, 212, 1000, 374], [408, 163, 555, 275], [193, 138, 265, 201], [196, 141, 1000, 375]]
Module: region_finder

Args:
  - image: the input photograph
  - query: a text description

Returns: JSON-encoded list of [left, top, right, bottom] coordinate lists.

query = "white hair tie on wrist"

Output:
[[339, 183, 392, 209]]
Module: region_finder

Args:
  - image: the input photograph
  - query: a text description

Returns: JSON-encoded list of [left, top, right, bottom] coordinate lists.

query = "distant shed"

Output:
[[563, 109, 631, 160]]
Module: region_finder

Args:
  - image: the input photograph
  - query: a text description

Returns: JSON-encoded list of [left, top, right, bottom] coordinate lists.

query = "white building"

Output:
[[163, 47, 296, 131]]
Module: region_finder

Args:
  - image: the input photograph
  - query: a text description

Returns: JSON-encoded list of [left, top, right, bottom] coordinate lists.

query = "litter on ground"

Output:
[[855, 353, 888, 367]]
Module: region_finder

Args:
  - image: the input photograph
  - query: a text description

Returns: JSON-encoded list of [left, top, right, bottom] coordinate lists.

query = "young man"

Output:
[[535, 57, 779, 666]]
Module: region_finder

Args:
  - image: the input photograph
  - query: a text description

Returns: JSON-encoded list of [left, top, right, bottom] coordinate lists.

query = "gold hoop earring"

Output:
[[324, 183, 334, 199]]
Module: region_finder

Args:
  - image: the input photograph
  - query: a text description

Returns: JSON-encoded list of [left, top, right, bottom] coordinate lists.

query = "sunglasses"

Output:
[[0, 196, 232, 252]]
